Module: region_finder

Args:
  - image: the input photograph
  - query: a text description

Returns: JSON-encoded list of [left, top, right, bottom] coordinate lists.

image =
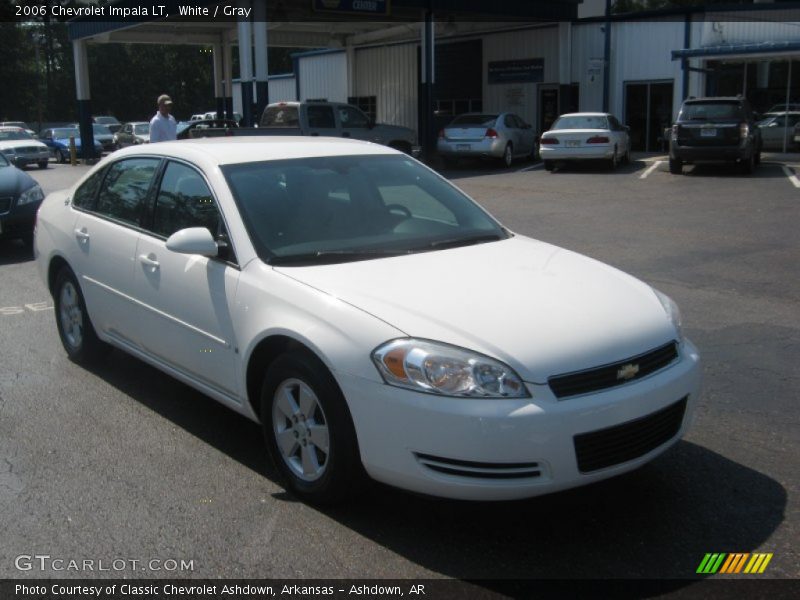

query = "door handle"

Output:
[[74, 228, 90, 242], [138, 254, 160, 270]]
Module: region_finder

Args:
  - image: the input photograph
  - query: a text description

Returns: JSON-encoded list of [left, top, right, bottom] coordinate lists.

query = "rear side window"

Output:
[[151, 161, 220, 238], [72, 167, 107, 210], [95, 158, 160, 226], [261, 106, 299, 127], [306, 105, 336, 129]]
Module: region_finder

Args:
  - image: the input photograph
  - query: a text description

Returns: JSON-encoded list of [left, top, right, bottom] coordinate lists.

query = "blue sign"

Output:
[[313, 0, 390, 16], [488, 59, 544, 84]]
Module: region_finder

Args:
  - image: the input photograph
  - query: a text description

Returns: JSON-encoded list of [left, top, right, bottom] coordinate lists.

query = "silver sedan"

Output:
[[437, 112, 538, 168]]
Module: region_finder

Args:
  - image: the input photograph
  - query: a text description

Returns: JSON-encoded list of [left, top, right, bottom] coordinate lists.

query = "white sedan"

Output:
[[540, 112, 631, 171], [35, 138, 700, 503]]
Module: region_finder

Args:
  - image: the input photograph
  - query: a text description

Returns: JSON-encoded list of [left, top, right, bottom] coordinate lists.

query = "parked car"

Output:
[[93, 116, 122, 134], [190, 114, 206, 121], [764, 102, 800, 114], [35, 137, 700, 504], [0, 121, 36, 136], [437, 112, 538, 168], [203, 110, 242, 123], [0, 151, 44, 247], [757, 111, 800, 150], [38, 127, 103, 163], [0, 127, 51, 169], [669, 96, 762, 174], [115, 122, 150, 147], [258, 101, 419, 155], [176, 119, 239, 140], [539, 113, 630, 171]]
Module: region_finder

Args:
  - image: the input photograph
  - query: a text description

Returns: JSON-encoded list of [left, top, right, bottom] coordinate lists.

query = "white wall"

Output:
[[482, 25, 560, 128], [268, 76, 297, 102], [298, 51, 348, 102], [571, 22, 605, 112], [353, 43, 418, 131]]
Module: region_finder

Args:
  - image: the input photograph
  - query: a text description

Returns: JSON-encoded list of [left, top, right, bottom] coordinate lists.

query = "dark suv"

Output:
[[669, 96, 762, 174]]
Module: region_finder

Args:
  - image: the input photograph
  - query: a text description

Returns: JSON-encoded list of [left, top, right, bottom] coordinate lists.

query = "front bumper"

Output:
[[12, 150, 50, 166], [540, 145, 614, 161], [337, 339, 701, 501], [671, 142, 751, 163], [0, 199, 40, 239], [438, 138, 505, 159]]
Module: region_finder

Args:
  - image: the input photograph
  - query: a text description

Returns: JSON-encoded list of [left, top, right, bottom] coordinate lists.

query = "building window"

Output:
[[348, 96, 377, 121]]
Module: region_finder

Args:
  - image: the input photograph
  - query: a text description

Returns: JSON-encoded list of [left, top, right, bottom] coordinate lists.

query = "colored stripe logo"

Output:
[[697, 553, 773, 574]]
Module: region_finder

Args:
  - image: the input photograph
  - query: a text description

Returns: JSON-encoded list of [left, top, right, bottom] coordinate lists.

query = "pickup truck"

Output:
[[186, 101, 420, 156]]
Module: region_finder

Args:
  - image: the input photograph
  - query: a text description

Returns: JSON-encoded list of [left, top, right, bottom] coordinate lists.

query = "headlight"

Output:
[[18, 184, 44, 206], [653, 289, 683, 341], [372, 338, 529, 398]]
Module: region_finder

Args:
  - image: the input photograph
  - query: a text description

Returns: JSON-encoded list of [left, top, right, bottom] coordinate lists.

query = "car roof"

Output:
[[108, 136, 397, 166], [558, 112, 611, 118]]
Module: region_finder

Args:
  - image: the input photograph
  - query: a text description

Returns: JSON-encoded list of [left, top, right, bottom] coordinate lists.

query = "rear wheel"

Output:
[[260, 351, 365, 504], [608, 146, 619, 170], [53, 267, 106, 364], [740, 152, 755, 174], [669, 158, 683, 174], [502, 143, 513, 168]]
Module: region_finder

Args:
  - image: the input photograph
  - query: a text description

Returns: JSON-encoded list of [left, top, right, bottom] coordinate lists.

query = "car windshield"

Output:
[[92, 124, 112, 135], [680, 102, 744, 121], [449, 114, 498, 127], [0, 130, 33, 141], [222, 154, 508, 264], [134, 124, 150, 134], [552, 115, 609, 130], [4, 122, 29, 129], [52, 128, 79, 139]]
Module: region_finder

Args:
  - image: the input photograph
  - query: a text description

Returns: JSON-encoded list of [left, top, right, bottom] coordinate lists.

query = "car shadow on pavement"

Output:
[[682, 163, 787, 178], [82, 350, 786, 591], [0, 239, 34, 265]]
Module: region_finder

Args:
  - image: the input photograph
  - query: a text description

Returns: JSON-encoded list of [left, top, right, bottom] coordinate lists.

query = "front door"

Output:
[[539, 85, 560, 134], [132, 160, 240, 398]]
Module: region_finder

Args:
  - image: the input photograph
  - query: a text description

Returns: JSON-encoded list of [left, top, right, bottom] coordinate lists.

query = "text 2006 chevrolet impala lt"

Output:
[[35, 138, 700, 503]]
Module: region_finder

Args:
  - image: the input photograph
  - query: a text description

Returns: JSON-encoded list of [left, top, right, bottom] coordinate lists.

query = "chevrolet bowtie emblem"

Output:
[[617, 363, 640, 381]]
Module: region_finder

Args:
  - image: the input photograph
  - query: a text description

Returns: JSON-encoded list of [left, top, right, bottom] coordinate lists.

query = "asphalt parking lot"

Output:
[[0, 156, 798, 588]]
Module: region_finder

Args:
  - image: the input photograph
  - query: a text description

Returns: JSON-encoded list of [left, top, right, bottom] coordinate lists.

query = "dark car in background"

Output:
[[38, 127, 103, 162], [0, 151, 44, 247], [669, 96, 762, 174], [176, 118, 238, 140], [93, 115, 122, 134]]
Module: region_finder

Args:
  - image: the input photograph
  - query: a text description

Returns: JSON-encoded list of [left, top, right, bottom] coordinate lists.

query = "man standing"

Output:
[[149, 94, 177, 143]]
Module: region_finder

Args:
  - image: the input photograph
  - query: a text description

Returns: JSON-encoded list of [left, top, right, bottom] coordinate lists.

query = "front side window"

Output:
[[338, 106, 369, 128], [95, 158, 160, 226], [151, 161, 220, 238], [223, 155, 507, 264]]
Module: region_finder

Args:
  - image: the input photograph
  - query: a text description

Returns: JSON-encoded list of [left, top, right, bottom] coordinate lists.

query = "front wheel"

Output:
[[260, 351, 365, 504], [53, 267, 106, 364], [669, 158, 683, 174]]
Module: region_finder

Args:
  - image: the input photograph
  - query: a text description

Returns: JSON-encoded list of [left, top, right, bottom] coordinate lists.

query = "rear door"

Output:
[[70, 157, 161, 345], [132, 160, 241, 398], [304, 105, 338, 138]]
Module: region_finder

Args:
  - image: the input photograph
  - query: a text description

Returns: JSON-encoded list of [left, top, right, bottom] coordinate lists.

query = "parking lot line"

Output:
[[518, 163, 545, 173], [780, 164, 800, 188], [640, 160, 663, 179]]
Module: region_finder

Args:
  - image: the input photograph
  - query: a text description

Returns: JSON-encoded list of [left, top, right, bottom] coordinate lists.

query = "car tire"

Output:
[[260, 351, 365, 505], [740, 152, 755, 175], [502, 143, 513, 168], [57, 148, 67, 163], [53, 267, 106, 364], [608, 147, 619, 170], [38, 160, 48, 169], [544, 160, 555, 172], [669, 158, 683, 174]]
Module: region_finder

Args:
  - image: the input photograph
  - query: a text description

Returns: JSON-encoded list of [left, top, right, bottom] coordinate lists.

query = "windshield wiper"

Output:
[[417, 233, 503, 251], [269, 249, 406, 266]]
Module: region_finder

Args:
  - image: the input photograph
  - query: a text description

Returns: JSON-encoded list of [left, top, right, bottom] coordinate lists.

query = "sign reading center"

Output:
[[488, 59, 544, 84], [313, 0, 390, 16]]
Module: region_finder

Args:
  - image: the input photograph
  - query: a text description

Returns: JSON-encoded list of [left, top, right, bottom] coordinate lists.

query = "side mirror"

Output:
[[165, 227, 218, 257]]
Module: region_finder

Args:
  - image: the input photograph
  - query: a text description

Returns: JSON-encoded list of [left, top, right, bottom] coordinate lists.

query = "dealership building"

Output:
[[68, 0, 800, 156]]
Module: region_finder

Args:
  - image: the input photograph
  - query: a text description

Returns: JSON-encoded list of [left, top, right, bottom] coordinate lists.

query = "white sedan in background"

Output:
[[540, 112, 631, 171], [35, 137, 699, 504]]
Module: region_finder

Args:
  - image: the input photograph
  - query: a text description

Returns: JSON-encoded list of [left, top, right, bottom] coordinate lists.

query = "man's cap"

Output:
[[157, 94, 173, 105]]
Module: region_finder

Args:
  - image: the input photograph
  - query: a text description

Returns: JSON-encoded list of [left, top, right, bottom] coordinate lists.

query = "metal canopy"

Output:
[[672, 41, 800, 62]]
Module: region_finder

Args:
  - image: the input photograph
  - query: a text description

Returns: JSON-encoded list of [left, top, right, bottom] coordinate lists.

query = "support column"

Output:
[[420, 9, 435, 160], [237, 2, 254, 127], [602, 0, 611, 112], [223, 42, 234, 120], [253, 2, 269, 124], [558, 22, 573, 115], [212, 42, 225, 119], [72, 39, 96, 160]]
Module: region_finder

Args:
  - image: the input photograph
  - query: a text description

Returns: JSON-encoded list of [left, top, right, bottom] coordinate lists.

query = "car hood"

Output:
[[273, 236, 677, 382], [0, 164, 36, 195]]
